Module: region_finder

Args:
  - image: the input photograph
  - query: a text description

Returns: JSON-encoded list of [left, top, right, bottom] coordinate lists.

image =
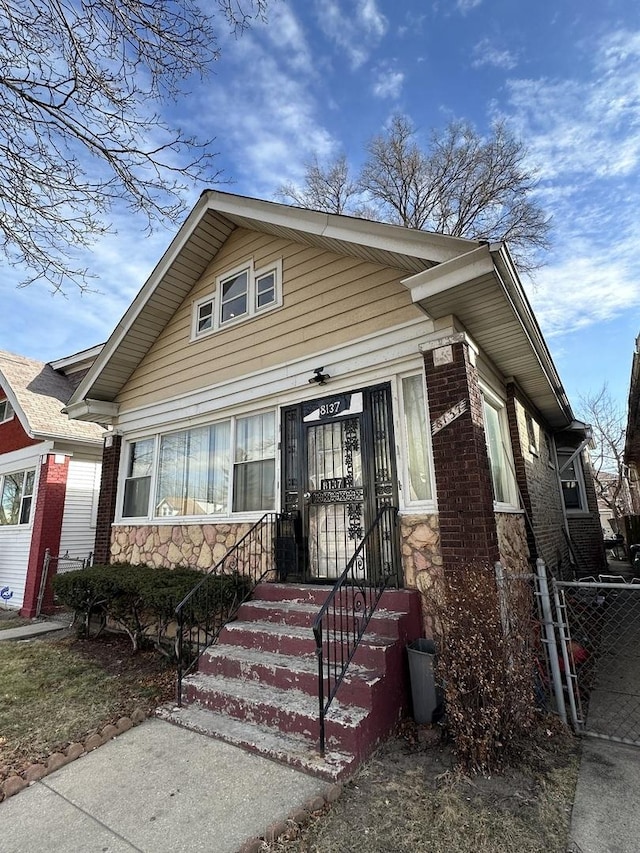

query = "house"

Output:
[[0, 347, 104, 616], [623, 333, 640, 544], [64, 192, 604, 775]]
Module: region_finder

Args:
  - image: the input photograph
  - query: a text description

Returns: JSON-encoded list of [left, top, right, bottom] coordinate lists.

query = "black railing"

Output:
[[175, 512, 296, 704], [312, 505, 400, 755]]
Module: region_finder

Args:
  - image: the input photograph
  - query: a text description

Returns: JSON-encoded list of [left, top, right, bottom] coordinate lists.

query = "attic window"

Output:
[[0, 399, 14, 423], [192, 258, 282, 339]]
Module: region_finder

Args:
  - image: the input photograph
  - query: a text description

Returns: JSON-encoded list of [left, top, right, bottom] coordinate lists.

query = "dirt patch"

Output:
[[266, 720, 579, 853]]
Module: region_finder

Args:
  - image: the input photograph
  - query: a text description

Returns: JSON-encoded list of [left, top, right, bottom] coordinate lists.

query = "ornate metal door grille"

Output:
[[281, 384, 399, 584]]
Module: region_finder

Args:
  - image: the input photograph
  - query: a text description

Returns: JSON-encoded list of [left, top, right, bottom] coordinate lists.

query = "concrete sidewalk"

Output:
[[568, 737, 640, 853], [0, 718, 327, 853], [0, 620, 67, 640]]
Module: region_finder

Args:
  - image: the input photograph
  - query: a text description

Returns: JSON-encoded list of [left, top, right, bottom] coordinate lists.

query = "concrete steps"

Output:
[[162, 582, 422, 781]]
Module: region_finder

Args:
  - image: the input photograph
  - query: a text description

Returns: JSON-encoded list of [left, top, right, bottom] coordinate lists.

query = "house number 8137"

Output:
[[319, 401, 341, 416]]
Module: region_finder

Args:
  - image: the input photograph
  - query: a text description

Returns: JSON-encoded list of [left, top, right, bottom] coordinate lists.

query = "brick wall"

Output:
[[567, 449, 607, 576], [94, 435, 122, 565], [423, 337, 499, 568], [21, 454, 69, 617], [0, 410, 40, 454], [505, 384, 605, 578], [506, 385, 568, 571]]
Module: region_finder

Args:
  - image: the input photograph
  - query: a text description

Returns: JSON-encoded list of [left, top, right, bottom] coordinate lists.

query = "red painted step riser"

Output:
[[182, 683, 380, 755], [197, 655, 381, 707], [252, 584, 420, 614], [218, 627, 393, 668], [235, 603, 407, 638]]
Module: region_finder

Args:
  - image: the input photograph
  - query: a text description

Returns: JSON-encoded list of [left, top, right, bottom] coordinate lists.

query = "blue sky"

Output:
[[1, 0, 639, 418]]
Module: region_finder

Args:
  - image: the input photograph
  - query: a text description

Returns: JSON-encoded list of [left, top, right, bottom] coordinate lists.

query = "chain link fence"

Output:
[[554, 577, 640, 745], [36, 549, 93, 618]]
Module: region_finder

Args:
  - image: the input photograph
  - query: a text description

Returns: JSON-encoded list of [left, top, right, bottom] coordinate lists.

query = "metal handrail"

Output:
[[312, 505, 399, 755], [175, 511, 294, 704]]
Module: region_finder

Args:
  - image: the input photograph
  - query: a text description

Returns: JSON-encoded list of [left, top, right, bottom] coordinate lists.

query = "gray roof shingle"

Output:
[[0, 350, 104, 443]]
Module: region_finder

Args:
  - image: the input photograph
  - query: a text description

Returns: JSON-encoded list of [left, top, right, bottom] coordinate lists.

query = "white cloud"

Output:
[[315, 0, 388, 69], [506, 29, 640, 182], [358, 0, 388, 38], [471, 38, 518, 70], [193, 30, 337, 195], [259, 4, 315, 74], [498, 28, 640, 338], [372, 65, 405, 99], [456, 0, 482, 14]]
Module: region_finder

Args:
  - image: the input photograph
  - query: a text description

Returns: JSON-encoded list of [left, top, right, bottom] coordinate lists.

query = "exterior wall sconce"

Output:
[[309, 367, 331, 385]]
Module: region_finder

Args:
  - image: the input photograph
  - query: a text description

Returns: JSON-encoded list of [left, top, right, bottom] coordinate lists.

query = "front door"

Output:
[[281, 384, 399, 583]]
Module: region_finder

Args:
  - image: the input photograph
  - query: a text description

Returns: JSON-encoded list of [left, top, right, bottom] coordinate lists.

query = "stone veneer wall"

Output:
[[400, 514, 441, 635], [495, 512, 530, 575], [109, 523, 252, 569]]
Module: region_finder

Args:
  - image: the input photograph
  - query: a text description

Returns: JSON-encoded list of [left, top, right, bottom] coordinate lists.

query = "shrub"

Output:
[[53, 563, 252, 659], [429, 560, 537, 774]]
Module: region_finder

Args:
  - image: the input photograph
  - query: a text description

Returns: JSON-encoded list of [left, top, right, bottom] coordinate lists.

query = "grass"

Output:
[[0, 633, 174, 772], [0, 612, 31, 631]]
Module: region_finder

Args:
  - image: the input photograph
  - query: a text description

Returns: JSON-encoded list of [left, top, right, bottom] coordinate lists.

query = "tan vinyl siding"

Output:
[[116, 228, 421, 410]]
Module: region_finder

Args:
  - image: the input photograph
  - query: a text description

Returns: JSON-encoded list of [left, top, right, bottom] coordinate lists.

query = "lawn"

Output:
[[0, 632, 174, 773]]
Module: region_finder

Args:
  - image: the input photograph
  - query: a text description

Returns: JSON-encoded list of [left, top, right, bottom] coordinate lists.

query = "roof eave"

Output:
[[63, 399, 119, 425], [401, 243, 574, 429]]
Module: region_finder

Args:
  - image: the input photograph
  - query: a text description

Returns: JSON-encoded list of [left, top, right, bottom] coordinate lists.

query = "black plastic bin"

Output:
[[407, 638, 439, 724]]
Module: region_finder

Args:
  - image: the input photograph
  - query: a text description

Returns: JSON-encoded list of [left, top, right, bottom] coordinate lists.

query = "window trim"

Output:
[[0, 399, 14, 424], [118, 408, 278, 522], [0, 467, 36, 527], [191, 258, 283, 340], [557, 447, 588, 513], [481, 386, 520, 511]]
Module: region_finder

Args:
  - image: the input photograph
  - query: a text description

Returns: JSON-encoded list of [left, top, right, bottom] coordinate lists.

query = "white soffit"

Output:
[[402, 247, 572, 428]]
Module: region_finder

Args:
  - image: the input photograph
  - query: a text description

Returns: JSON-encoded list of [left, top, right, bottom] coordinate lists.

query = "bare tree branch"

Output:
[[278, 155, 360, 215], [358, 115, 551, 272], [579, 384, 631, 532], [0, 0, 269, 292]]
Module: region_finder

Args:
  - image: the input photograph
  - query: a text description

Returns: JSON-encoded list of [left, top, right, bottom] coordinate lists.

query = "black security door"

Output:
[[281, 384, 398, 583]]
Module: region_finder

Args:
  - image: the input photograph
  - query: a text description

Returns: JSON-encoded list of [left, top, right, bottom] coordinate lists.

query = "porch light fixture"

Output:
[[309, 366, 330, 385]]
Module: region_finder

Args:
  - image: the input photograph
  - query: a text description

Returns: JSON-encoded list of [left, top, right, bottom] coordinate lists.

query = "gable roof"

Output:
[[66, 191, 574, 430], [0, 349, 104, 444]]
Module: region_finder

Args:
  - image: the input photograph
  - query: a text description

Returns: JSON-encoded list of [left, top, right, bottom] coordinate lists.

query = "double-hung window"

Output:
[[123, 439, 155, 518], [232, 413, 275, 512], [557, 449, 587, 511], [482, 392, 518, 507], [0, 468, 35, 525], [192, 259, 282, 339]]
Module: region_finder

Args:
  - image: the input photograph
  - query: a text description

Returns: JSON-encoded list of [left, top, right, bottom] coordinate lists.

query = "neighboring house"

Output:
[[624, 333, 640, 544], [64, 192, 604, 772], [0, 347, 104, 615]]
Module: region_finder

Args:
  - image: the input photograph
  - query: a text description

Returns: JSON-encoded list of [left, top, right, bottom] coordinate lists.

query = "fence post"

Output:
[[535, 558, 567, 724], [35, 549, 51, 619]]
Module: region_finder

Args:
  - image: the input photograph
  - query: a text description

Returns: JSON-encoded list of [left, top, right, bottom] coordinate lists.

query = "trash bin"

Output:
[[407, 638, 439, 724]]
